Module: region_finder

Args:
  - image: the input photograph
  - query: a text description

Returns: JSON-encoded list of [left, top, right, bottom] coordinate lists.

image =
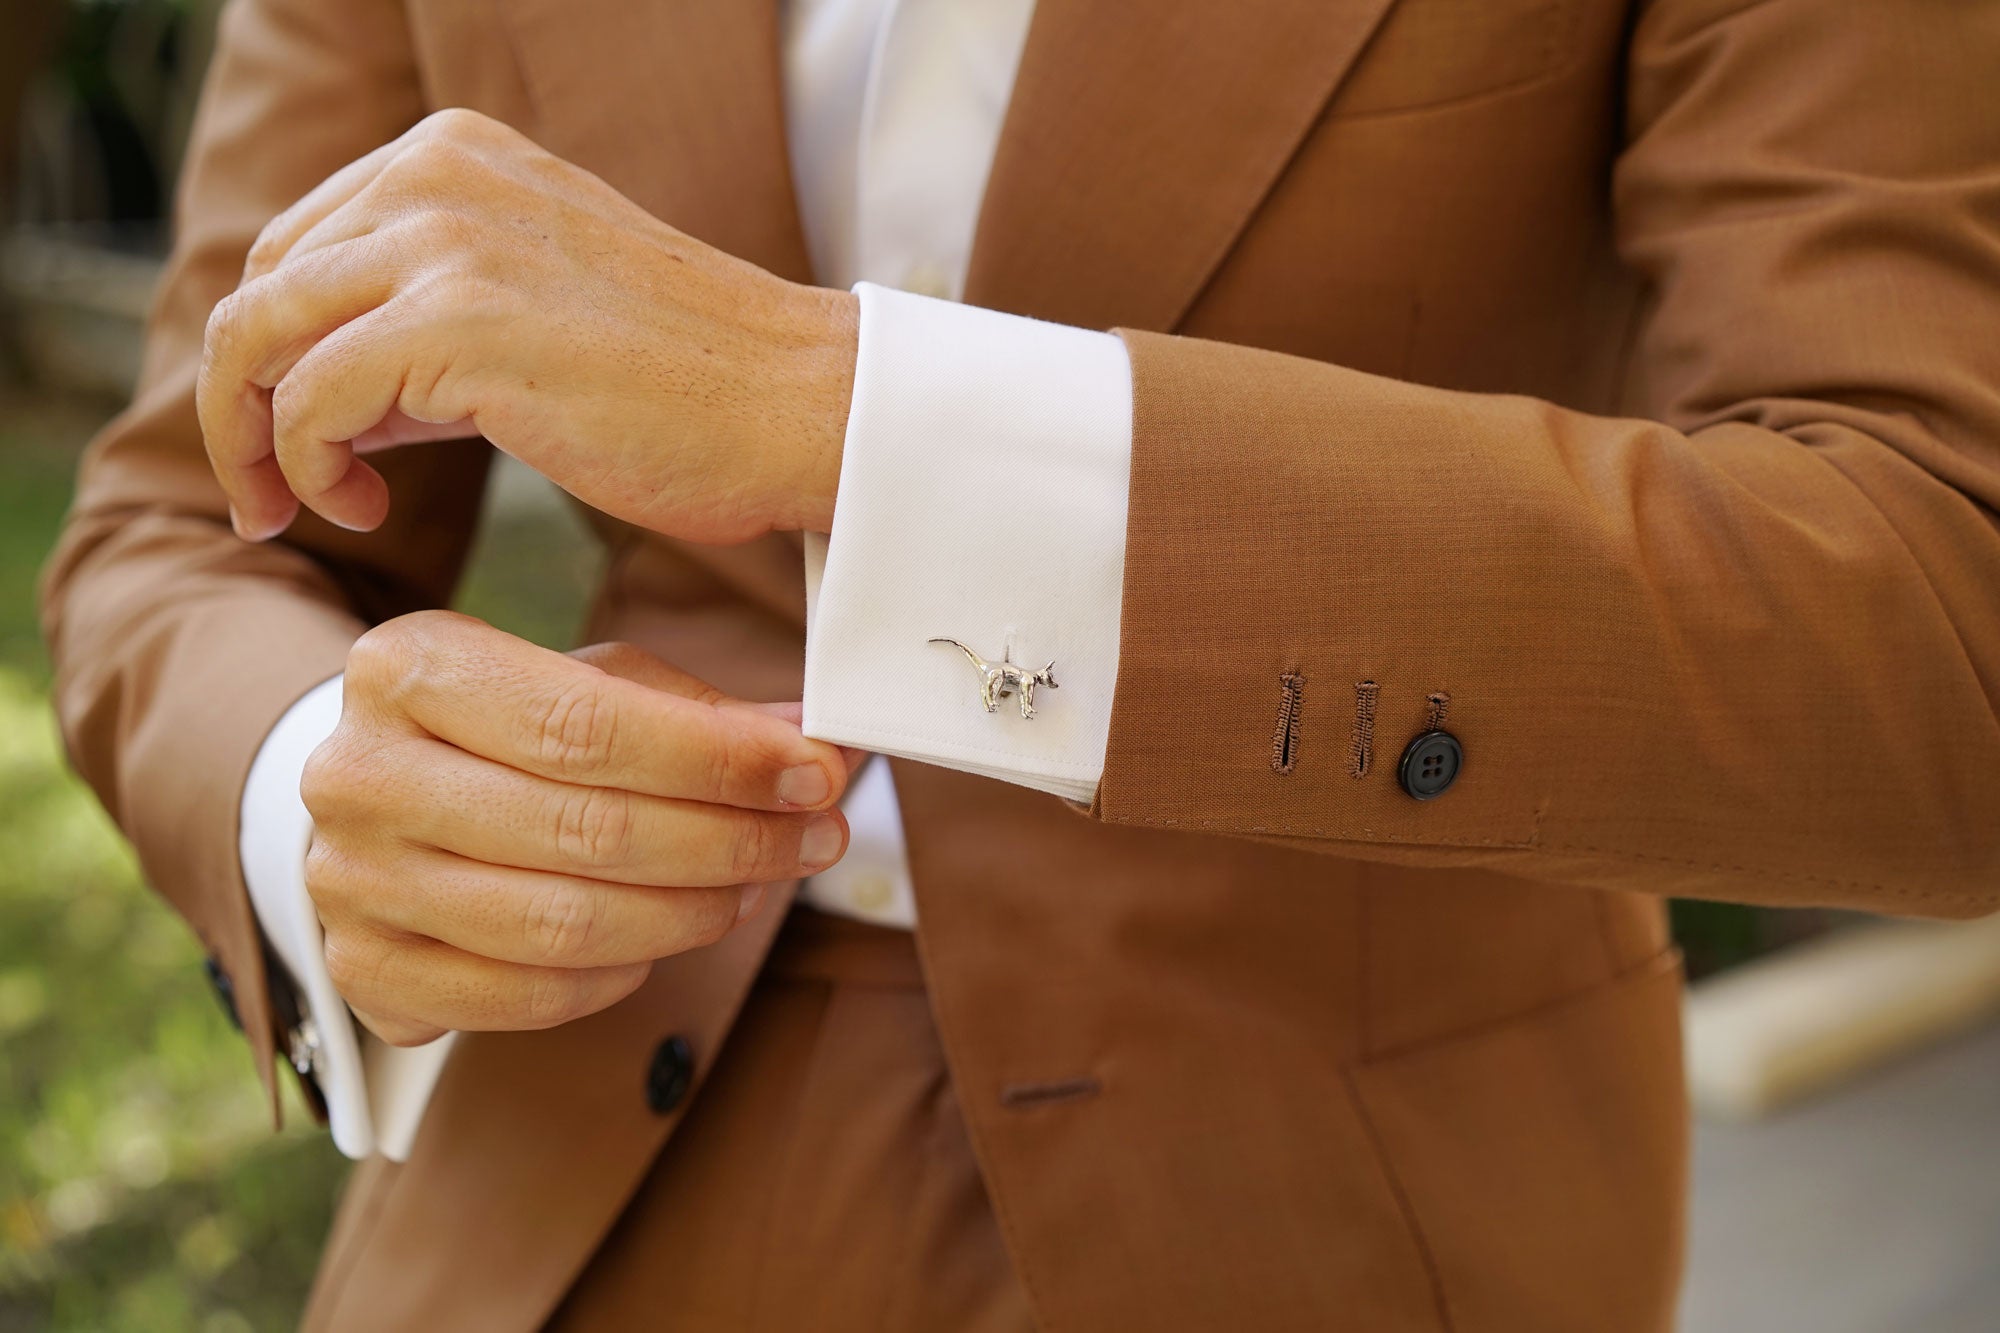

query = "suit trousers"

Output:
[[546, 907, 1034, 1332]]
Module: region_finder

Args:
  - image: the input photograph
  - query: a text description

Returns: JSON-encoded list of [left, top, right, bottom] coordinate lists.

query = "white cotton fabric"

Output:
[[802, 283, 1131, 804]]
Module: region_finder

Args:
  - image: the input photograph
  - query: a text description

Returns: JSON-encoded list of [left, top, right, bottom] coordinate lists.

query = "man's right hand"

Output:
[[299, 610, 854, 1046]]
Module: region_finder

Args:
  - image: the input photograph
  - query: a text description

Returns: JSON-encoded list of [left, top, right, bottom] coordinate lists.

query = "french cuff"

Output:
[[803, 282, 1133, 801], [239, 673, 454, 1161]]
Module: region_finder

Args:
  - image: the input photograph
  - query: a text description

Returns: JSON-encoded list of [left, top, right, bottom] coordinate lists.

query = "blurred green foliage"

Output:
[[0, 404, 597, 1332]]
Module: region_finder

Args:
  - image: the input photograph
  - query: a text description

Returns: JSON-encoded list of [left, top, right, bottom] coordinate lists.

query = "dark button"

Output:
[[203, 957, 242, 1031], [646, 1034, 696, 1115], [1397, 730, 1463, 801]]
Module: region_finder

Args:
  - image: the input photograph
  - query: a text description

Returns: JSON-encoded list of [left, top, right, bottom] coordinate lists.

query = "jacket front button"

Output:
[[646, 1034, 695, 1115], [1397, 730, 1463, 800]]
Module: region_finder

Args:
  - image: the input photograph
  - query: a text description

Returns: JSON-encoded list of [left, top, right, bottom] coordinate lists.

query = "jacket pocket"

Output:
[[1346, 950, 1688, 1333]]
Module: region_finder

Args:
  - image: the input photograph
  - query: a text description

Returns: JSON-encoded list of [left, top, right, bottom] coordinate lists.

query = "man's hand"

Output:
[[198, 107, 856, 545], [300, 611, 855, 1046]]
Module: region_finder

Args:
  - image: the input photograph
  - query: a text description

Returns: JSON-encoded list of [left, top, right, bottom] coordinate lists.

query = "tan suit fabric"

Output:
[[545, 909, 1032, 1333], [40, 0, 2000, 1329]]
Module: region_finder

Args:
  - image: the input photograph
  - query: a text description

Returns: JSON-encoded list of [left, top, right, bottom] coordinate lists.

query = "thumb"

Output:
[[749, 700, 872, 779]]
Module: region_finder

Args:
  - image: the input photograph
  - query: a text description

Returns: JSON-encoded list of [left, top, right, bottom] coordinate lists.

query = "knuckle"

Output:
[[203, 291, 242, 353], [519, 971, 587, 1030], [703, 725, 740, 804], [347, 621, 416, 691], [268, 377, 316, 450], [423, 106, 490, 142], [687, 895, 737, 950], [301, 839, 349, 913], [388, 146, 448, 199], [554, 785, 632, 869], [299, 739, 365, 823], [402, 135, 479, 189], [348, 612, 458, 708], [533, 679, 616, 780], [740, 725, 799, 798], [321, 930, 387, 1006], [728, 814, 782, 882], [522, 883, 599, 967], [244, 223, 288, 276]]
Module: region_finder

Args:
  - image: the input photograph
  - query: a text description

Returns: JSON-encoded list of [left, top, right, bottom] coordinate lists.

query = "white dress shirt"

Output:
[[240, 0, 1135, 1159]]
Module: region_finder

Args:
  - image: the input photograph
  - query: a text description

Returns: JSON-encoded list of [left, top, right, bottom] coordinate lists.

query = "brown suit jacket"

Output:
[[42, 0, 2000, 1328]]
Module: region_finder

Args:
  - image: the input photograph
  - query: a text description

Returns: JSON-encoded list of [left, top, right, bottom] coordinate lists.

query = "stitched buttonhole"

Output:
[[1350, 681, 1379, 779], [999, 1076, 1103, 1109], [1426, 691, 1451, 730], [1272, 672, 1306, 775]]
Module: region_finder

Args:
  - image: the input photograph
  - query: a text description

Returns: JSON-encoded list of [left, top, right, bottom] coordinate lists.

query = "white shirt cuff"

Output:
[[239, 673, 454, 1161], [802, 282, 1133, 802]]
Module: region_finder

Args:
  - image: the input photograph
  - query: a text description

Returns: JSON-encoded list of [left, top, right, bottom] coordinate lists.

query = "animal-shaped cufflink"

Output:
[[930, 638, 1058, 720]]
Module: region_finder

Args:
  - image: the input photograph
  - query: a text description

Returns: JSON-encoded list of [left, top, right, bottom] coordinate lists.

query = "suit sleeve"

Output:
[[1094, 0, 2000, 918], [38, 0, 492, 1115]]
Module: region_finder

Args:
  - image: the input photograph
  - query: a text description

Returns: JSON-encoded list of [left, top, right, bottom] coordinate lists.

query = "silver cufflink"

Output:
[[930, 638, 1058, 719]]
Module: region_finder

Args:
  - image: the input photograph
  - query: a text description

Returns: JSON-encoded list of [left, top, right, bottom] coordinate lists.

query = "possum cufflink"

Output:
[[929, 638, 1059, 720]]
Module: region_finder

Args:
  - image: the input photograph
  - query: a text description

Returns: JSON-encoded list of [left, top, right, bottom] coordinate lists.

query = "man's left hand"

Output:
[[198, 107, 857, 545]]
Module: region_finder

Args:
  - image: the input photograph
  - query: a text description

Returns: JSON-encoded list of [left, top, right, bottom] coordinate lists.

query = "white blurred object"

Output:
[[1685, 913, 2000, 1120]]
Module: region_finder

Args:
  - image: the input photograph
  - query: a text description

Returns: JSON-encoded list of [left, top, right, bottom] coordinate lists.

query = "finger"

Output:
[[200, 237, 403, 537], [348, 1004, 447, 1049], [323, 922, 652, 1037], [741, 699, 872, 779], [244, 107, 514, 282], [238, 236, 409, 390], [346, 736, 850, 885], [350, 409, 481, 455], [268, 301, 457, 532], [242, 136, 409, 282], [574, 642, 857, 806], [313, 842, 746, 969], [351, 626, 850, 810]]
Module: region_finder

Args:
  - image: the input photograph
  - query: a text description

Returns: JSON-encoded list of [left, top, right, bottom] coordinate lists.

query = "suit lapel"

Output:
[[497, 0, 813, 283], [965, 0, 1399, 332]]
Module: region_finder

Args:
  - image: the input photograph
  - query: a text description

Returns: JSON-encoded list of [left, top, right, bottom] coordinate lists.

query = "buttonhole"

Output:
[[1350, 680, 1379, 779], [1271, 672, 1306, 775], [999, 1075, 1103, 1109], [1425, 691, 1451, 730]]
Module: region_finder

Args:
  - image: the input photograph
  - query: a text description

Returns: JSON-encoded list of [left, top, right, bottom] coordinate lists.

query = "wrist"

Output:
[[770, 284, 857, 535]]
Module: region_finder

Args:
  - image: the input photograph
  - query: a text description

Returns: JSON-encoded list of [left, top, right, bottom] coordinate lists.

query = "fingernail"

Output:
[[799, 814, 843, 871], [777, 763, 831, 807], [736, 884, 766, 923]]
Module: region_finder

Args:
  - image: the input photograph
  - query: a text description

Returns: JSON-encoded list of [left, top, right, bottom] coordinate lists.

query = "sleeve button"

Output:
[[1397, 730, 1462, 801]]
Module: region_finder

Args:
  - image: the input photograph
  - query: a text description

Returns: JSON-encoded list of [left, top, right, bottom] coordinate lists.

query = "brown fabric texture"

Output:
[[546, 910, 1032, 1333], [39, 0, 1999, 1329]]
